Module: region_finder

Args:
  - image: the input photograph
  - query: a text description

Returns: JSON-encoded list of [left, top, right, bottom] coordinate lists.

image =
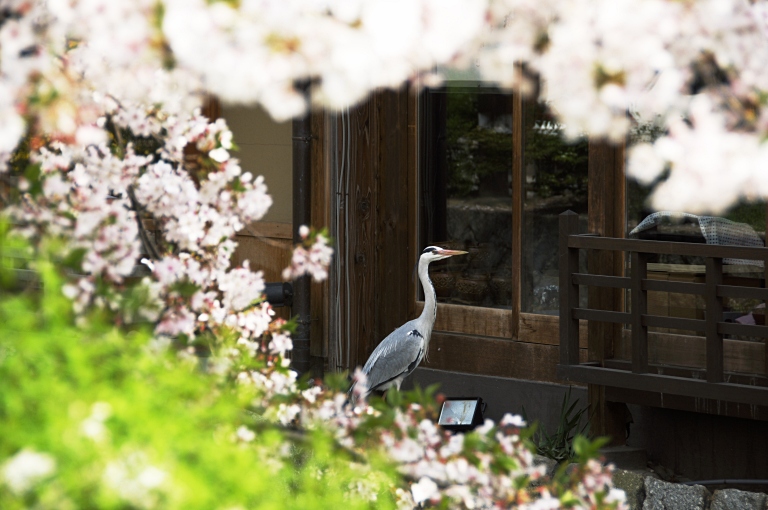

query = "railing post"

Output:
[[705, 257, 724, 383], [630, 251, 649, 373], [560, 211, 580, 366], [765, 252, 768, 378]]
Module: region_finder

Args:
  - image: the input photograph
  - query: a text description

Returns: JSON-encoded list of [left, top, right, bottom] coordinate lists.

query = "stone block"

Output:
[[710, 488, 767, 510], [611, 469, 652, 510], [643, 477, 710, 510]]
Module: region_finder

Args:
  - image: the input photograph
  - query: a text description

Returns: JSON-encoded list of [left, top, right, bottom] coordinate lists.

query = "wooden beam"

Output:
[[571, 236, 768, 260], [559, 365, 768, 407], [573, 273, 630, 289], [605, 385, 768, 421], [511, 91, 524, 338]]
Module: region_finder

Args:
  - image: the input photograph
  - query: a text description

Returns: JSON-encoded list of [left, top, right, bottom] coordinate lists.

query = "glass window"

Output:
[[521, 101, 589, 314], [419, 89, 590, 314], [419, 87, 513, 309]]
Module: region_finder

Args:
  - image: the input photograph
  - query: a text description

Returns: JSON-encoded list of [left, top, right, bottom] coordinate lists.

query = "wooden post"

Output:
[[559, 211, 580, 367], [705, 257, 724, 383], [764, 203, 768, 377], [310, 109, 329, 379], [291, 82, 312, 375], [587, 139, 627, 445], [630, 251, 649, 374]]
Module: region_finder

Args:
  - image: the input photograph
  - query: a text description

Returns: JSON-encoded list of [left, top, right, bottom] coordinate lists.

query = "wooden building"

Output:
[[224, 85, 768, 483]]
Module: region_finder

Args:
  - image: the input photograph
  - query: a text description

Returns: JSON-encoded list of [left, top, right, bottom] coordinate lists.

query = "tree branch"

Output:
[[126, 185, 161, 260]]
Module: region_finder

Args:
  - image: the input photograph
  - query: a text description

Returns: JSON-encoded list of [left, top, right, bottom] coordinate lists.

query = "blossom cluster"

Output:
[[230, 364, 628, 509], [162, 0, 487, 120], [7, 100, 280, 342], [283, 226, 334, 282], [161, 0, 768, 213], [5, 0, 768, 214], [473, 0, 768, 213]]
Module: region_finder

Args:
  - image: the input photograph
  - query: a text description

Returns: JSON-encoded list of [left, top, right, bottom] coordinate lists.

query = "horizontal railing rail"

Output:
[[558, 210, 768, 408]]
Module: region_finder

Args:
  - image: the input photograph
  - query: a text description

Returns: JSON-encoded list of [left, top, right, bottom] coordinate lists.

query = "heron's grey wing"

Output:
[[363, 324, 425, 392]]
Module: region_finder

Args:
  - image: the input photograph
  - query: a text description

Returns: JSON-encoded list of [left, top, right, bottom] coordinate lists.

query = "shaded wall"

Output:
[[406, 368, 768, 482], [222, 104, 292, 224], [628, 404, 768, 482]]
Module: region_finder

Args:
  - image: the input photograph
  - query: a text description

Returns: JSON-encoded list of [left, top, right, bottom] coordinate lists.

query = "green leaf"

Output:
[[171, 280, 201, 298]]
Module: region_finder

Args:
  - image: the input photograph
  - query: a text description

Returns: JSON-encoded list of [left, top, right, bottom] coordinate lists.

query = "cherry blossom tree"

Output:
[[5, 0, 768, 507]]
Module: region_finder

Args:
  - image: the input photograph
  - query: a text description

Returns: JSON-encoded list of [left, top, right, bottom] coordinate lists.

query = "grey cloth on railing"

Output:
[[630, 211, 764, 266]]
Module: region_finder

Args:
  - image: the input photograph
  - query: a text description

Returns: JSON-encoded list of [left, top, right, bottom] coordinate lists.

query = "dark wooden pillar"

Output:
[[587, 139, 628, 444], [291, 85, 312, 375]]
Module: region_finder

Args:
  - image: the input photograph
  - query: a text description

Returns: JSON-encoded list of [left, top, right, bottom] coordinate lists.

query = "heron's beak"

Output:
[[437, 249, 468, 257]]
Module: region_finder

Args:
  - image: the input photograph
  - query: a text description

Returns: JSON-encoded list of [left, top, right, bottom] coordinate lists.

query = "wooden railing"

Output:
[[557, 211, 768, 407]]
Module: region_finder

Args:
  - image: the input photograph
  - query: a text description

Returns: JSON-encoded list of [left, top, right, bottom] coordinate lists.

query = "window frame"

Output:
[[410, 89, 623, 382]]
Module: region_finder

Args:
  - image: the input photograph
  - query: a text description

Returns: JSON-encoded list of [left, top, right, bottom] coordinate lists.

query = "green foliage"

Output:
[[0, 225, 623, 509], [572, 435, 610, 465], [0, 255, 396, 509], [523, 387, 590, 463], [444, 92, 513, 198], [524, 103, 588, 201], [724, 200, 767, 233]]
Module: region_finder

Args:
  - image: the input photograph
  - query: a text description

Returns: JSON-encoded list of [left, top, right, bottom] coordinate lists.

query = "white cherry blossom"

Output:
[[1, 450, 56, 494]]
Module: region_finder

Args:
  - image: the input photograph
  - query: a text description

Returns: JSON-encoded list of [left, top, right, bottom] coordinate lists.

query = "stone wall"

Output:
[[531, 458, 768, 510], [614, 473, 767, 510]]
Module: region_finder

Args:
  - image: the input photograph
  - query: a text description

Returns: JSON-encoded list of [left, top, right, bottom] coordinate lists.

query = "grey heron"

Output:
[[351, 245, 467, 401]]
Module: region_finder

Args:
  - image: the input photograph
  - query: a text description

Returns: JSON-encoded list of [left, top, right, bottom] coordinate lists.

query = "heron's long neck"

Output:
[[417, 257, 437, 339]]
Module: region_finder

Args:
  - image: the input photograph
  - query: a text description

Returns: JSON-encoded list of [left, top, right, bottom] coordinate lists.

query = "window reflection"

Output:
[[420, 91, 590, 313], [521, 101, 589, 314], [420, 88, 513, 309]]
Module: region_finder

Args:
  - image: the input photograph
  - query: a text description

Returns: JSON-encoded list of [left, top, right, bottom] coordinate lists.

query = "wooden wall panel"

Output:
[[233, 222, 292, 320], [338, 88, 415, 370], [420, 301, 587, 349], [375, 90, 412, 348], [407, 93, 419, 320], [346, 98, 377, 369], [518, 313, 589, 349], [417, 302, 514, 339], [424, 332, 588, 384]]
